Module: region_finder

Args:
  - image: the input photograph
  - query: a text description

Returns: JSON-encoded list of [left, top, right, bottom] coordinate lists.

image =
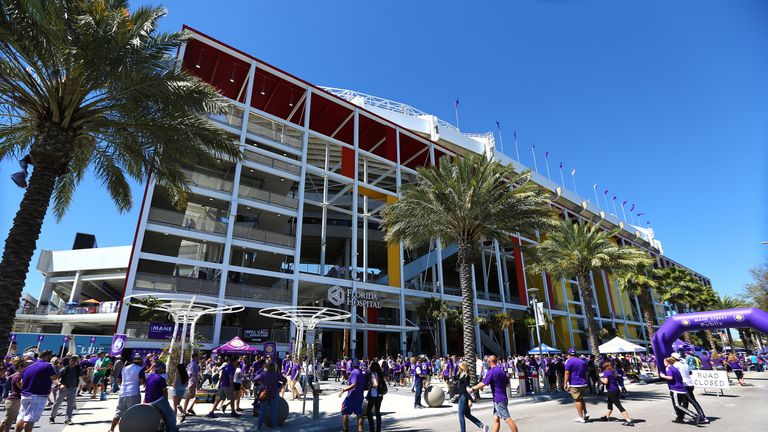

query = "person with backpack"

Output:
[[366, 360, 386, 432], [253, 362, 286, 431]]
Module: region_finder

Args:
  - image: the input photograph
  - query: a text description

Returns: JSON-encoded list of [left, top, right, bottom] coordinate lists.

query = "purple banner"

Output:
[[89, 336, 96, 344], [109, 334, 127, 356], [147, 322, 189, 340], [62, 336, 70, 344], [263, 342, 276, 361], [9, 334, 15, 342], [36, 335, 44, 343]]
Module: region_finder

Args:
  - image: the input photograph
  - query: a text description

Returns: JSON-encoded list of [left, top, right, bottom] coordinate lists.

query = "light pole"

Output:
[[527, 288, 542, 353]]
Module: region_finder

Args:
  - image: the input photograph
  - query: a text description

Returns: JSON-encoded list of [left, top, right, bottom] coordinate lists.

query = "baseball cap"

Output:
[[132, 353, 143, 363], [671, 352, 681, 359], [567, 348, 576, 355]]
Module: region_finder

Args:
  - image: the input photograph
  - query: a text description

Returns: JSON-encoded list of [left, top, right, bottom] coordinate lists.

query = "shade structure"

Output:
[[598, 336, 647, 354], [212, 337, 259, 354], [527, 343, 562, 354]]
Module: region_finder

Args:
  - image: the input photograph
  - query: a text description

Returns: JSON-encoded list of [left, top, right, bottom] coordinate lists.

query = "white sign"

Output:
[[306, 330, 316, 344], [326, 286, 381, 309], [692, 370, 729, 389], [535, 302, 546, 326]]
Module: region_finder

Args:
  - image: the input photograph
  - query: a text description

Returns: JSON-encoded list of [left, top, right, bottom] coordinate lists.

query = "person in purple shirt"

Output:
[[288, 361, 301, 400], [254, 362, 286, 430], [180, 353, 201, 422], [471, 355, 519, 432], [207, 358, 237, 418], [564, 348, 589, 423], [726, 353, 745, 386], [598, 361, 633, 426], [15, 350, 57, 432], [143, 362, 177, 432], [339, 359, 366, 432], [700, 352, 713, 370], [660, 357, 698, 424]]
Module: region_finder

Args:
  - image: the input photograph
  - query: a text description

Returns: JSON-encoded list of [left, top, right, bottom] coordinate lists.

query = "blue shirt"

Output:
[[219, 363, 234, 387], [144, 373, 166, 403], [481, 366, 509, 403], [254, 370, 286, 396], [21, 360, 57, 397], [345, 368, 366, 403]]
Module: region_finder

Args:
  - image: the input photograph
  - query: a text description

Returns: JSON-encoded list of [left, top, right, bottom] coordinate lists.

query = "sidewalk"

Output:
[[57, 378, 580, 432]]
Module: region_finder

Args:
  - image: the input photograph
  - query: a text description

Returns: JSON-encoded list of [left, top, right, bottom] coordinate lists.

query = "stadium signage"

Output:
[[692, 370, 729, 389], [327, 285, 381, 309]]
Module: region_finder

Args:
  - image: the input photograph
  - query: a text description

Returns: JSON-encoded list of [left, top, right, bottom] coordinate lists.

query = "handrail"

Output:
[[147, 207, 228, 235], [17, 301, 120, 316], [232, 224, 296, 248], [237, 184, 298, 210]]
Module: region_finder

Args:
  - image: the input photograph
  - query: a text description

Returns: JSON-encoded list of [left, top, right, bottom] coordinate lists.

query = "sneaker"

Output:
[[599, 416, 609, 422], [672, 419, 685, 424], [206, 412, 216, 418], [698, 417, 710, 424], [584, 414, 590, 421], [231, 412, 241, 418], [221, 405, 227, 413], [573, 417, 586, 423], [64, 419, 73, 425], [187, 409, 196, 416], [180, 414, 186, 423], [49, 418, 55, 424]]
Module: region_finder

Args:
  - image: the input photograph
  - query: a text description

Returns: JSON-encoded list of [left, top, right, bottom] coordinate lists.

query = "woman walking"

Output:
[[660, 357, 699, 424], [598, 361, 633, 426], [253, 362, 286, 431], [727, 353, 745, 386], [366, 361, 385, 432], [456, 362, 486, 432]]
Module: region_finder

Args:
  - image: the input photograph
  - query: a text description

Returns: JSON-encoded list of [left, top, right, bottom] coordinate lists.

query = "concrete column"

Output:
[[37, 279, 53, 307], [68, 271, 82, 304]]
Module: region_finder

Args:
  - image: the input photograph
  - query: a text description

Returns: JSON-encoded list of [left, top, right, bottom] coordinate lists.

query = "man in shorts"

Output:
[[471, 355, 519, 432], [109, 353, 146, 432], [91, 352, 111, 399], [207, 357, 238, 418], [564, 348, 589, 423], [180, 353, 200, 422], [16, 350, 57, 432], [339, 359, 366, 432]]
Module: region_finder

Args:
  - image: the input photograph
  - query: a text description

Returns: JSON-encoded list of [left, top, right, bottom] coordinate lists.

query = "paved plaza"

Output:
[[23, 371, 764, 432]]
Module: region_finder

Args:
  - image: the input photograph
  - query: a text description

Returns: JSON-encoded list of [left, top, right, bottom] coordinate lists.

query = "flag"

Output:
[[604, 189, 608, 195], [559, 162, 563, 169], [496, 120, 501, 130], [545, 151, 549, 158], [571, 168, 576, 176], [622, 200, 627, 206], [637, 212, 645, 217], [513, 131, 517, 140], [532, 143, 536, 149], [612, 196, 617, 200], [630, 204, 635, 212], [593, 184, 597, 189], [455, 98, 459, 109]]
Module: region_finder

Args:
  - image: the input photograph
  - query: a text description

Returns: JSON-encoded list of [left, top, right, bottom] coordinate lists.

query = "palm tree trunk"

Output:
[[577, 274, 600, 356], [638, 292, 655, 342], [726, 329, 735, 352], [705, 331, 718, 354], [0, 163, 60, 353], [457, 241, 478, 385]]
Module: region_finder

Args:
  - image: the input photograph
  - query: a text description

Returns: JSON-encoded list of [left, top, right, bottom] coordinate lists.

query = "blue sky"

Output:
[[1, 0, 766, 300]]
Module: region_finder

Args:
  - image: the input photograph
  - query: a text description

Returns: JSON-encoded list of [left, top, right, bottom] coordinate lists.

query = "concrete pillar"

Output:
[[37, 279, 53, 307], [68, 271, 82, 304]]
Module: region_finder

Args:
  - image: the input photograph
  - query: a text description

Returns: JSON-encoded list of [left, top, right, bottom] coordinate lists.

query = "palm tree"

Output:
[[617, 261, 658, 342], [655, 267, 703, 343], [689, 284, 719, 352], [712, 295, 746, 351], [382, 154, 553, 384], [416, 297, 449, 356], [478, 311, 515, 355], [0, 0, 240, 351], [532, 219, 650, 356]]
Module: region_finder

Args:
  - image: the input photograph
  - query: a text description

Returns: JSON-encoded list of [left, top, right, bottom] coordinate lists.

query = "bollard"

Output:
[[531, 372, 540, 394], [312, 389, 320, 419], [518, 374, 527, 396]]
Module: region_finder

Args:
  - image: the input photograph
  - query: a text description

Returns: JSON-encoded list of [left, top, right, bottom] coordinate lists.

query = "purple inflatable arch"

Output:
[[651, 307, 768, 372]]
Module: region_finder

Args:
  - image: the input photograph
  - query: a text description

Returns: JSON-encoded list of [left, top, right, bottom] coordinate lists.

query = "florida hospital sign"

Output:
[[327, 285, 381, 309]]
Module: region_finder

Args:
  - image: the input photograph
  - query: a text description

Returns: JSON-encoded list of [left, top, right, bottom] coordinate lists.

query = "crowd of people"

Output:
[[0, 345, 761, 432]]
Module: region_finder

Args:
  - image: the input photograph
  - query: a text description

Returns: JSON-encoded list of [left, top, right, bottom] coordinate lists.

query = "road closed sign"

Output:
[[692, 370, 729, 389]]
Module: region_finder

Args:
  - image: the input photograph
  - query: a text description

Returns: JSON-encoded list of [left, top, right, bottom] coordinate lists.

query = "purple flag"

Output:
[[559, 162, 563, 169], [513, 131, 517, 140], [62, 335, 70, 344], [612, 196, 617, 200], [604, 189, 609, 195], [496, 121, 501, 130], [8, 334, 15, 342], [36, 335, 44, 343], [622, 200, 627, 206], [109, 334, 127, 356], [263, 342, 277, 360], [455, 98, 459, 109], [89, 336, 96, 344], [637, 212, 645, 217], [544, 151, 549, 158], [630, 204, 635, 212]]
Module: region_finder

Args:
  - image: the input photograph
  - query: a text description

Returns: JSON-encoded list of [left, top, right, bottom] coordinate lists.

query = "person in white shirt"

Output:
[[233, 365, 243, 412], [671, 353, 708, 424], [108, 354, 146, 432]]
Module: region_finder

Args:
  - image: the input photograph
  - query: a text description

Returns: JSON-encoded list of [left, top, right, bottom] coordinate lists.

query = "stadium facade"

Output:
[[114, 27, 711, 358]]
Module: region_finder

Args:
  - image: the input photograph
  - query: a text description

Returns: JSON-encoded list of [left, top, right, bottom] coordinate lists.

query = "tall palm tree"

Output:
[[382, 154, 553, 384], [617, 261, 658, 342], [532, 219, 650, 356], [655, 267, 703, 343], [689, 284, 719, 352], [478, 311, 515, 355], [712, 295, 746, 351], [0, 0, 240, 351], [416, 297, 449, 356]]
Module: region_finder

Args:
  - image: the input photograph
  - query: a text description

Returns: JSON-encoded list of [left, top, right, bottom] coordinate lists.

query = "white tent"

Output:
[[598, 336, 647, 354]]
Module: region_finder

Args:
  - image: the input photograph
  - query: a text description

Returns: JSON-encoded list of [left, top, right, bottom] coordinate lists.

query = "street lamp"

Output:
[[527, 288, 543, 354]]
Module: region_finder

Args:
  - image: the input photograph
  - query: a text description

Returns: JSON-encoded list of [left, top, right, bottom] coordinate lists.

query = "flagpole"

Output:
[[621, 202, 628, 222], [514, 133, 520, 162], [603, 190, 610, 211], [611, 197, 618, 217], [531, 144, 538, 173], [593, 185, 600, 209], [570, 169, 577, 195], [454, 98, 460, 132], [496, 122, 504, 155], [544, 152, 551, 180], [559, 163, 566, 187]]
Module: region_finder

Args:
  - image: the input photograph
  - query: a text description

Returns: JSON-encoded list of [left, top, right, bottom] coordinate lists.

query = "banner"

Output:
[[263, 342, 276, 361], [89, 336, 96, 345], [109, 334, 127, 356], [36, 335, 44, 343], [62, 336, 70, 344], [147, 322, 189, 340], [9, 334, 15, 342], [692, 370, 729, 389]]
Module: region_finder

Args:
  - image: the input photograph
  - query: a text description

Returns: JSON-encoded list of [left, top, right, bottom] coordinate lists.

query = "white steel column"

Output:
[[349, 109, 360, 355], [68, 271, 82, 304], [37, 279, 52, 307], [214, 61, 256, 346], [493, 240, 511, 354], [396, 130, 407, 358], [563, 278, 575, 348], [291, 88, 314, 345], [429, 143, 448, 356]]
